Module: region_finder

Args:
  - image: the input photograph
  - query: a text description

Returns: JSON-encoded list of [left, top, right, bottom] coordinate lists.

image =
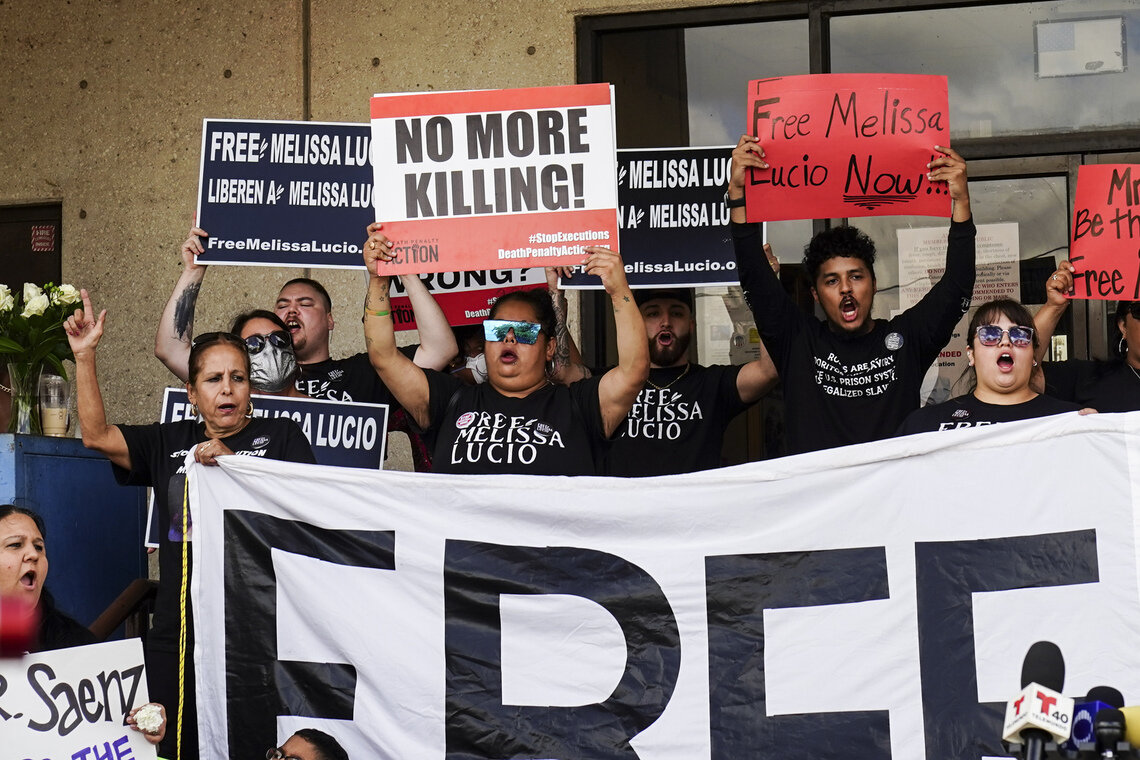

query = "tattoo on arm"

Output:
[[172, 283, 201, 342], [551, 292, 571, 374], [364, 290, 390, 311]]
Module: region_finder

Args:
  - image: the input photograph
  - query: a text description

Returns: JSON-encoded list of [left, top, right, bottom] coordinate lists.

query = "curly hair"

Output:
[[802, 226, 877, 283]]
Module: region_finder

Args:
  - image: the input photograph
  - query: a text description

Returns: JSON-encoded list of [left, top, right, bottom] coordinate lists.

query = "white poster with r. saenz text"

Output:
[[191, 413, 1140, 760], [0, 639, 156, 760]]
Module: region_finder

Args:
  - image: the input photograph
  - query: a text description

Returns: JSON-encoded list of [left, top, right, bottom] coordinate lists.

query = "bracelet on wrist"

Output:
[[364, 308, 391, 317]]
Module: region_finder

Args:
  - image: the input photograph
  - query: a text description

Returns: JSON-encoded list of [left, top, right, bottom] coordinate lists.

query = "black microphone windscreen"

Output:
[[1021, 640, 1065, 691], [1087, 685, 1125, 708]]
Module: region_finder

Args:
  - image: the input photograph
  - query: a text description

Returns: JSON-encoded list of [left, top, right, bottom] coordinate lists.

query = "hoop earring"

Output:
[[190, 404, 199, 418], [246, 401, 255, 418], [1120, 336, 1127, 354]]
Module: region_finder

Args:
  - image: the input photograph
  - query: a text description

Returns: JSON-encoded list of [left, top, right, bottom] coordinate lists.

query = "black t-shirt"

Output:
[[733, 218, 976, 455], [895, 393, 1080, 435], [604, 363, 749, 476], [295, 345, 418, 403], [1043, 359, 1140, 413], [113, 417, 315, 651], [422, 370, 609, 475], [33, 591, 98, 653]]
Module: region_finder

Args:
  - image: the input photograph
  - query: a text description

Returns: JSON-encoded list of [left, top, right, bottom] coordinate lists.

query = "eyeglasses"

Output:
[[483, 319, 542, 344], [975, 324, 1034, 348], [266, 749, 302, 760], [244, 330, 291, 354]]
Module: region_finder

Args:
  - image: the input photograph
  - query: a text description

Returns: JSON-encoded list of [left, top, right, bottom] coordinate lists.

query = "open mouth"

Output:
[[840, 296, 859, 322], [285, 318, 301, 334], [217, 402, 237, 414], [656, 331, 675, 347], [499, 349, 518, 364], [20, 570, 36, 589], [996, 352, 1015, 371]]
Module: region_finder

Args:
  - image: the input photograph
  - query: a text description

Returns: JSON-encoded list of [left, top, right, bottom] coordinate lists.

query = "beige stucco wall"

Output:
[[1, 0, 743, 467]]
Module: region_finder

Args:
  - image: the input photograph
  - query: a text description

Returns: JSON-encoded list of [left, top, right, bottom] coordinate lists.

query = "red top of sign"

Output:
[[370, 83, 613, 119]]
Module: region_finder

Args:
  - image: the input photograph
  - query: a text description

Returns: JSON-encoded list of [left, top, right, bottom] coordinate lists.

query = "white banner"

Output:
[[192, 413, 1140, 759], [0, 639, 156, 760]]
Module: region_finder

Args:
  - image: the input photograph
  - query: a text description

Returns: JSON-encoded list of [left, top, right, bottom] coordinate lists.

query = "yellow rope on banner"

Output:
[[177, 474, 190, 760]]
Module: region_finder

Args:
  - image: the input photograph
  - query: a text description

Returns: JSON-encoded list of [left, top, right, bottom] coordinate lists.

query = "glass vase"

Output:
[[6, 362, 42, 435]]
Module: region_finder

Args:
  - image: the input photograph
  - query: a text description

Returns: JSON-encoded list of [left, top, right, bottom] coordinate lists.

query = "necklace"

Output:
[[1129, 363, 1140, 383], [646, 363, 691, 390]]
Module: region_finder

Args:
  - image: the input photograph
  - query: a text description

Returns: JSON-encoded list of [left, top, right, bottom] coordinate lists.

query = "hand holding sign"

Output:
[[364, 222, 397, 275], [1069, 165, 1140, 300], [1045, 259, 1076, 306], [182, 227, 209, 271], [927, 145, 971, 222], [583, 246, 631, 296]]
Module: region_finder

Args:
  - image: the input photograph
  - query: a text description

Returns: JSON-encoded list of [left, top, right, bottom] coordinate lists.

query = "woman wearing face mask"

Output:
[[897, 298, 1086, 435], [360, 225, 648, 475], [0, 504, 167, 743], [230, 310, 306, 396], [65, 289, 316, 760]]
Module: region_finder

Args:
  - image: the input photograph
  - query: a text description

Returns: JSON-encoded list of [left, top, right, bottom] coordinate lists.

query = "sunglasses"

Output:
[[975, 324, 1034, 348], [244, 330, 291, 354], [483, 319, 542, 344], [266, 749, 302, 760]]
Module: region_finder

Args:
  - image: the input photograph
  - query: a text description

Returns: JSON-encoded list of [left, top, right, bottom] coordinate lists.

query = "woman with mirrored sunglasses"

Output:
[[230, 310, 307, 397], [1033, 259, 1140, 412], [361, 225, 648, 475], [897, 298, 1085, 435]]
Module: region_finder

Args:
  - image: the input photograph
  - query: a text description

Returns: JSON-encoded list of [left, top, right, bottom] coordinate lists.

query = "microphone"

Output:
[[1065, 686, 1126, 752], [1093, 707, 1126, 758], [1002, 641, 1075, 760]]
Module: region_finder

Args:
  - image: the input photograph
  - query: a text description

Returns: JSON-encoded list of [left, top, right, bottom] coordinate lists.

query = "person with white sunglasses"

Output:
[[360, 224, 648, 475], [896, 298, 1088, 434]]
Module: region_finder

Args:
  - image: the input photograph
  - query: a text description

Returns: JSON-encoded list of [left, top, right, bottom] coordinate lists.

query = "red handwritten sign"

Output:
[[1069, 164, 1140, 300], [744, 74, 951, 223], [370, 84, 620, 275]]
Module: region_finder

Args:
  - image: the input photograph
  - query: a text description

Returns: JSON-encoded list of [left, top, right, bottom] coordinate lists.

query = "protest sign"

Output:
[[1069, 164, 1140, 300], [0, 639, 157, 760], [144, 388, 390, 547], [745, 74, 951, 222], [191, 413, 1140, 760], [196, 119, 372, 268], [369, 84, 620, 275], [195, 118, 551, 321], [561, 146, 740, 290]]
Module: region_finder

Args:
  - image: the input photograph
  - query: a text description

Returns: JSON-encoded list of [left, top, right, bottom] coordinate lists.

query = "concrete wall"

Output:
[[1, 0, 740, 465]]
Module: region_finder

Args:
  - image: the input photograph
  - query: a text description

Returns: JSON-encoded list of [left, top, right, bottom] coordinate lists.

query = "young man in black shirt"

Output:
[[727, 135, 976, 454], [603, 288, 777, 476]]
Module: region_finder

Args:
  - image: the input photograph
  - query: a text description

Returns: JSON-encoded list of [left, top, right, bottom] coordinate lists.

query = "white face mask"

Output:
[[249, 341, 298, 393]]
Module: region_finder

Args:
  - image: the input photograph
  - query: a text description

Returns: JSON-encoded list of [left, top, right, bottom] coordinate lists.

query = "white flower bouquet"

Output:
[[0, 282, 82, 433]]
